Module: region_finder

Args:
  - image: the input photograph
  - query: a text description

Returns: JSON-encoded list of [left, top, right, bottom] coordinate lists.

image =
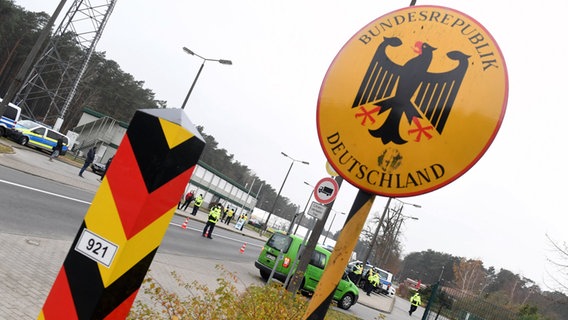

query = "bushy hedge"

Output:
[[128, 265, 362, 320]]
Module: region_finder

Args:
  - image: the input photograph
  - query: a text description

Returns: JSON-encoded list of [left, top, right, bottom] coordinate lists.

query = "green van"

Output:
[[254, 232, 359, 310]]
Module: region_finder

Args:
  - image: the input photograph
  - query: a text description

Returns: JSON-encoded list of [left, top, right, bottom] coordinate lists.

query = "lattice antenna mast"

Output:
[[15, 0, 117, 130]]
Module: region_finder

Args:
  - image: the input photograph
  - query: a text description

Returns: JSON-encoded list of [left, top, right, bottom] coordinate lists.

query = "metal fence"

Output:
[[422, 283, 517, 320]]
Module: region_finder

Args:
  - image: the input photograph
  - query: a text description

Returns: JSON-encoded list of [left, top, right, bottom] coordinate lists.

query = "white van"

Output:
[[0, 98, 22, 137]]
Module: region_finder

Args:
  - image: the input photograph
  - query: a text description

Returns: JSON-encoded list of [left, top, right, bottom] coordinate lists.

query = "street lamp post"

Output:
[[361, 197, 392, 267], [262, 152, 309, 235], [389, 200, 421, 248], [360, 198, 421, 267], [181, 47, 232, 110], [291, 181, 315, 235], [322, 210, 345, 245], [383, 208, 419, 264]]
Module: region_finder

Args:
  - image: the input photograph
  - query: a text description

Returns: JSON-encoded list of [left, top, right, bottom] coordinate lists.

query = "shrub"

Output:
[[128, 265, 360, 320]]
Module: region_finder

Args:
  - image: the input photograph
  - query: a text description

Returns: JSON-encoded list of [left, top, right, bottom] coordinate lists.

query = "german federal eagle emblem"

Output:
[[353, 36, 470, 145]]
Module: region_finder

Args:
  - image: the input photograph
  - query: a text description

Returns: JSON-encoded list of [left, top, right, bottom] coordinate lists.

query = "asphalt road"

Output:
[[0, 165, 92, 238], [0, 141, 420, 319], [0, 164, 265, 257]]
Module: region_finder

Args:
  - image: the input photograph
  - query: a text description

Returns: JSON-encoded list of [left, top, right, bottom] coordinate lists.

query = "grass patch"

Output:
[[128, 265, 363, 320], [0, 142, 14, 154]]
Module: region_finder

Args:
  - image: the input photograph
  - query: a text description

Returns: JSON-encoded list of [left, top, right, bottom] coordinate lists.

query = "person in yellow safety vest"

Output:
[[409, 291, 422, 316], [202, 204, 222, 239], [191, 194, 203, 216], [364, 268, 380, 296], [238, 213, 248, 231], [349, 263, 363, 284], [224, 207, 235, 225], [369, 270, 381, 295], [221, 205, 229, 221]]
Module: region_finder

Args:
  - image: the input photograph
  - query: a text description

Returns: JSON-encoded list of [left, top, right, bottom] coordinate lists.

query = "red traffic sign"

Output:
[[314, 177, 339, 204]]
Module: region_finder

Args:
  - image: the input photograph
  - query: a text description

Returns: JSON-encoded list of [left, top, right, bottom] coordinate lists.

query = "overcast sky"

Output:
[[14, 0, 567, 289]]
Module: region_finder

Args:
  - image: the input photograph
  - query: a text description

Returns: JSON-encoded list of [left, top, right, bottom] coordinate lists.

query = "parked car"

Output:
[[247, 218, 263, 228], [255, 232, 359, 310], [91, 162, 106, 176], [7, 120, 69, 155], [346, 260, 393, 295]]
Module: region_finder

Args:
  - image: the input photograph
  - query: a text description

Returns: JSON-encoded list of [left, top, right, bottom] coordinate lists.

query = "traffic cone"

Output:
[[239, 242, 247, 254], [181, 216, 190, 229]]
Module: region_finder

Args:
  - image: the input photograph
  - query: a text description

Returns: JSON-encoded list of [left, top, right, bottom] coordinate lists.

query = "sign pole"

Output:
[[286, 176, 342, 294], [302, 189, 375, 319]]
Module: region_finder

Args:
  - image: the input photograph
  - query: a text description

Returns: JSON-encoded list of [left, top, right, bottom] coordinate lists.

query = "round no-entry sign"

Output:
[[314, 177, 339, 204]]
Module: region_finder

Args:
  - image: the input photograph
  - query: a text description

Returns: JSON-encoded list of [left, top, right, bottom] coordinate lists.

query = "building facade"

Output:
[[73, 108, 258, 214]]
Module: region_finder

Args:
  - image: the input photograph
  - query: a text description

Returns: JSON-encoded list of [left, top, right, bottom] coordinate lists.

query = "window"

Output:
[[45, 130, 68, 145], [194, 166, 205, 178], [267, 233, 292, 253], [32, 127, 46, 135], [46, 130, 59, 140], [2, 105, 18, 120], [310, 251, 327, 269], [18, 120, 37, 129]]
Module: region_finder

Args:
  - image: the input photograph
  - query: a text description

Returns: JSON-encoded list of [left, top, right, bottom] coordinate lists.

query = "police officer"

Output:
[[221, 205, 229, 221], [349, 262, 363, 284], [365, 268, 381, 296], [191, 194, 203, 216], [224, 207, 235, 224], [409, 291, 422, 316], [202, 204, 222, 239]]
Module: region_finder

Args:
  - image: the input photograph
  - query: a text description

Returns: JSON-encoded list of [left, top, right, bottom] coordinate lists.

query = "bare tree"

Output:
[[453, 258, 485, 293], [545, 234, 568, 294]]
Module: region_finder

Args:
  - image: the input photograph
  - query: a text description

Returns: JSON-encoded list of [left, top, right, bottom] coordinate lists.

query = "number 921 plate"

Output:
[[75, 229, 119, 268]]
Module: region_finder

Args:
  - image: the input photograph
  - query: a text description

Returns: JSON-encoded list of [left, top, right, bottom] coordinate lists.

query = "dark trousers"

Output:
[[79, 161, 92, 176], [364, 281, 375, 295], [202, 221, 216, 238], [191, 205, 200, 216], [180, 200, 192, 211], [224, 216, 233, 224], [409, 304, 418, 315]]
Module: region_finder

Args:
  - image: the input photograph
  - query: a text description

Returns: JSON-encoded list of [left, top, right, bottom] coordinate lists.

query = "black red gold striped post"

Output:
[[303, 189, 375, 320], [38, 109, 205, 319]]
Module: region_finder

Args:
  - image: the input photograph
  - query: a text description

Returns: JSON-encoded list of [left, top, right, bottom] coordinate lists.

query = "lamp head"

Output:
[[182, 47, 195, 55]]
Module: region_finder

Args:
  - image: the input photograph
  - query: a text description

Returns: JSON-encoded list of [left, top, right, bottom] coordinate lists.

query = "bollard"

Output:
[[38, 109, 205, 319]]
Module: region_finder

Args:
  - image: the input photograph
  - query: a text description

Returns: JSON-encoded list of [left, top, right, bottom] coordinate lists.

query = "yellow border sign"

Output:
[[317, 5, 508, 197]]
